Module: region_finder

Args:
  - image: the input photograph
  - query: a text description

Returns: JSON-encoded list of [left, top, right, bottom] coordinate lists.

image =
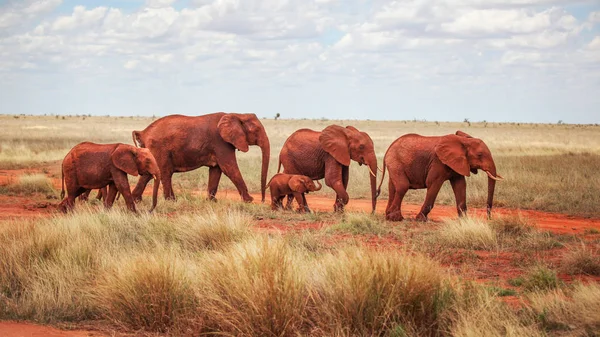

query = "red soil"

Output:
[[0, 321, 105, 337]]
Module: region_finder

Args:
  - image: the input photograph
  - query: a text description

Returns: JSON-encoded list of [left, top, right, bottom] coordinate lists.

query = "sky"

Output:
[[0, 0, 599, 123]]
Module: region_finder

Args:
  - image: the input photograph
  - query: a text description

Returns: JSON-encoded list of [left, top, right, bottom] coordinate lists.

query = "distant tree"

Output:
[[464, 118, 471, 126], [557, 120, 564, 125], [274, 113, 281, 120]]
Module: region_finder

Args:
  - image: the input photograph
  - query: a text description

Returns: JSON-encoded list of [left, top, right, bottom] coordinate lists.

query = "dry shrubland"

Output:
[[1, 115, 600, 335]]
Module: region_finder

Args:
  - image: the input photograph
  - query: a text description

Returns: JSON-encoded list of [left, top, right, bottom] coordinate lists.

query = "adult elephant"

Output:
[[278, 125, 378, 213], [378, 131, 503, 222], [131, 113, 270, 203], [58, 142, 161, 213]]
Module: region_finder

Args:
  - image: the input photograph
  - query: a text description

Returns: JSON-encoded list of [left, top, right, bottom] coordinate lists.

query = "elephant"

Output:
[[130, 112, 270, 203], [278, 125, 378, 213], [377, 130, 503, 222], [267, 173, 322, 212], [58, 142, 161, 213]]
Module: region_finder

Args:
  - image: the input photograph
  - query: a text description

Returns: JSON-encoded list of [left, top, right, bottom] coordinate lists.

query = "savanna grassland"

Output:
[[1, 114, 600, 336]]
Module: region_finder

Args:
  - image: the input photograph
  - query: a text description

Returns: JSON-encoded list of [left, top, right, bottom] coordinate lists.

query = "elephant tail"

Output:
[[376, 156, 387, 199], [277, 159, 282, 173], [132, 131, 139, 147], [60, 167, 65, 199], [265, 174, 276, 189]]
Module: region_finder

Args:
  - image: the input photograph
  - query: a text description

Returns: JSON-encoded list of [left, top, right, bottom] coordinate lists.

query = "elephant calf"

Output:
[[267, 173, 322, 212], [58, 142, 161, 213]]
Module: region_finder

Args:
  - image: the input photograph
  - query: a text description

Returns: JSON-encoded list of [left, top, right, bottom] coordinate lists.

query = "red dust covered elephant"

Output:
[[378, 131, 503, 222], [131, 113, 271, 203], [59, 142, 161, 213]]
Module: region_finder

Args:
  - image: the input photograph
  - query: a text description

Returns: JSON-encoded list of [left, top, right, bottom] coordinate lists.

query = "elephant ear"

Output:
[[345, 125, 360, 133], [112, 145, 139, 177], [435, 136, 471, 177], [217, 114, 249, 152], [289, 176, 306, 193], [455, 130, 473, 138], [319, 125, 351, 166]]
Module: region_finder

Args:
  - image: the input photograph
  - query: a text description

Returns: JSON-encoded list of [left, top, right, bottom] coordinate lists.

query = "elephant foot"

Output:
[[416, 213, 428, 222], [133, 195, 143, 203], [242, 195, 254, 203], [296, 207, 306, 213], [385, 211, 404, 222]]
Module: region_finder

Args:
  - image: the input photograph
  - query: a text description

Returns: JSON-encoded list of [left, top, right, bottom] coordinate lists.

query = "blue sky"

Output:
[[1, 0, 599, 123]]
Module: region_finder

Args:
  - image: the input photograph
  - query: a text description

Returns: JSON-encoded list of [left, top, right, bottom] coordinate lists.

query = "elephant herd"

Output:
[[58, 112, 503, 221]]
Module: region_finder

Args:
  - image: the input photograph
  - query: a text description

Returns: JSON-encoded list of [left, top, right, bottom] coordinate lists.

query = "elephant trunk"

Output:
[[367, 155, 378, 214], [485, 163, 500, 220], [258, 132, 271, 203], [150, 174, 160, 213]]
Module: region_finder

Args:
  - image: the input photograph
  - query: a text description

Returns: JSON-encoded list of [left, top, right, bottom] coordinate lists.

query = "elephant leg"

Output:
[[285, 194, 294, 210], [112, 172, 137, 213], [161, 169, 176, 201], [132, 174, 152, 202], [302, 194, 311, 212], [330, 180, 349, 212], [207, 166, 222, 201], [292, 192, 305, 213], [417, 180, 445, 222], [450, 176, 467, 217], [219, 156, 253, 203], [96, 187, 106, 201], [386, 172, 409, 222], [104, 183, 118, 208], [342, 166, 349, 190], [325, 163, 348, 212]]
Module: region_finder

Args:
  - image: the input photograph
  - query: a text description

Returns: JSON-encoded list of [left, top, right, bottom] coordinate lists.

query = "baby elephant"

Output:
[[267, 173, 322, 212], [58, 142, 161, 213]]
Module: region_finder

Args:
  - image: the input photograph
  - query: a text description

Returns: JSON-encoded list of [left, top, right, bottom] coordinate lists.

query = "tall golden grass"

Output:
[[3, 204, 585, 336]]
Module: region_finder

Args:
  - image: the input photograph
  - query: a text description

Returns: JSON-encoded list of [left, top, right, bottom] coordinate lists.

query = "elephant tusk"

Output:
[[485, 171, 503, 181], [367, 165, 377, 178], [378, 167, 384, 173], [153, 175, 157, 180]]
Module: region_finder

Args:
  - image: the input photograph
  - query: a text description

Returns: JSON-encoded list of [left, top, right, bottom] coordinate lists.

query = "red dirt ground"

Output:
[[1, 166, 599, 336]]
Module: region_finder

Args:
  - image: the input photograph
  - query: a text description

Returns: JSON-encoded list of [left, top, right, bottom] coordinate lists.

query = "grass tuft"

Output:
[[560, 243, 600, 276], [93, 252, 197, 332], [309, 248, 456, 336], [509, 266, 561, 291], [529, 282, 600, 334], [435, 217, 498, 250]]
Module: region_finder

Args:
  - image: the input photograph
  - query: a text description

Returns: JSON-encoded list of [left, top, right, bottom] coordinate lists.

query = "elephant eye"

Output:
[[359, 144, 365, 150]]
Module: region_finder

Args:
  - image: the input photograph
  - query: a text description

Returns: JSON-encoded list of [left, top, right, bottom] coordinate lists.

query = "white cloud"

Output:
[[145, 0, 176, 8], [0, 0, 62, 30], [588, 36, 600, 50]]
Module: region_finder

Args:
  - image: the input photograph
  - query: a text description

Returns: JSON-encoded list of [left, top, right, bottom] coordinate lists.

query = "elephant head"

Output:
[[112, 145, 161, 212], [435, 131, 503, 219], [319, 125, 378, 213], [289, 176, 322, 194], [217, 113, 270, 203]]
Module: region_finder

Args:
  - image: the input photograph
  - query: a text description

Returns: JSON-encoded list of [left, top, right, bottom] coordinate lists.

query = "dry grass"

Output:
[[450, 288, 542, 337], [0, 174, 55, 195], [325, 212, 392, 236], [560, 243, 600, 276], [435, 217, 499, 250], [529, 283, 600, 334]]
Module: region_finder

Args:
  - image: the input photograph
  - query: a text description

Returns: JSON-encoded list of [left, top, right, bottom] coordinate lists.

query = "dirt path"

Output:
[[213, 190, 600, 235], [0, 321, 105, 337]]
